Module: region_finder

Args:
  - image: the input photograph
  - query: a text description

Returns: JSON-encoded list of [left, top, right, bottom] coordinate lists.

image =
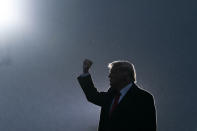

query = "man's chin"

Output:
[[110, 83, 114, 87]]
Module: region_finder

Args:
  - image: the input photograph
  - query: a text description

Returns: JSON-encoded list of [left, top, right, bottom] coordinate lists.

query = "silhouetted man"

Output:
[[77, 59, 157, 131]]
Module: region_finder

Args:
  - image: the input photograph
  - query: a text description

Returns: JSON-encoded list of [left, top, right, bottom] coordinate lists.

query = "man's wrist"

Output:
[[83, 69, 89, 74], [80, 72, 90, 77], [83, 71, 89, 74]]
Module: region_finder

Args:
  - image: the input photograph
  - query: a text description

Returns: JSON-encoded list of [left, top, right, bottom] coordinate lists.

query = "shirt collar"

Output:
[[120, 82, 133, 96]]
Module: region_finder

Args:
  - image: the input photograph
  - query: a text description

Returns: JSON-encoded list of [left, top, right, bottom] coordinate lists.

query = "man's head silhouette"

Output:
[[108, 60, 136, 91]]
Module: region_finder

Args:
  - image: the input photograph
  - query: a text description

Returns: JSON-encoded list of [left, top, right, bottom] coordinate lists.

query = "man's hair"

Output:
[[108, 60, 136, 83]]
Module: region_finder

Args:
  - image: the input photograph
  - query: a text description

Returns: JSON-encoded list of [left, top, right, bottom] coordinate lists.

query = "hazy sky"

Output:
[[0, 0, 196, 131]]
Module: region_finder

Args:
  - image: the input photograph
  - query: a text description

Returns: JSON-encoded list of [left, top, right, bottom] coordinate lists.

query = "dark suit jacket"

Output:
[[77, 74, 156, 131]]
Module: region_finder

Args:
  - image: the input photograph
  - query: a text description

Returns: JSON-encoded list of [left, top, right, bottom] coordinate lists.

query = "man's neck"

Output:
[[115, 82, 132, 92]]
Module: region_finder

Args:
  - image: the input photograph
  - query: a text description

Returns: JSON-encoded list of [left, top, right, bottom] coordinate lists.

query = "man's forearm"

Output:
[[77, 74, 107, 107]]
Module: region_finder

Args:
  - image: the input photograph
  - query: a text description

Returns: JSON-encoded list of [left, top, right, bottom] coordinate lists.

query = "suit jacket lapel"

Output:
[[109, 84, 138, 117], [105, 88, 116, 116]]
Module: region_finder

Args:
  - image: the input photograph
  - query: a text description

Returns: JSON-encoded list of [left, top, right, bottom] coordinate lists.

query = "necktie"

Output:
[[109, 92, 121, 117]]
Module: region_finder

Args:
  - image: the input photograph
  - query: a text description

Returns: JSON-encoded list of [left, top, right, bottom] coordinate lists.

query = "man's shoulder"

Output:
[[133, 84, 154, 100]]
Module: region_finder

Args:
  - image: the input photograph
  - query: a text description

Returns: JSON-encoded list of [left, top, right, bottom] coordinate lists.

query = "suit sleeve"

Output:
[[140, 94, 157, 131], [77, 74, 108, 107]]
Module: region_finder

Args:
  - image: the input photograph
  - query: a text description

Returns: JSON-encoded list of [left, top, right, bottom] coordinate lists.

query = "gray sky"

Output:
[[0, 0, 196, 131]]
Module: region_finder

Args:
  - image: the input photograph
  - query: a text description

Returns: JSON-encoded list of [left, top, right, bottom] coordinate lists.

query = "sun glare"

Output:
[[0, 0, 24, 29]]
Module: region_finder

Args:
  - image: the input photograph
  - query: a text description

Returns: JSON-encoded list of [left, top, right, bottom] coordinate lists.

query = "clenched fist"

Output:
[[83, 59, 93, 73]]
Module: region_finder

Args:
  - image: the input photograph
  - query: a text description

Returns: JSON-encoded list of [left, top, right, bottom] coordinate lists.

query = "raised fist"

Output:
[[83, 59, 93, 73]]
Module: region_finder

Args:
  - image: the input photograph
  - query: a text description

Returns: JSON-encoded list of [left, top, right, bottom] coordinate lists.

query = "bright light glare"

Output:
[[0, 0, 24, 29]]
